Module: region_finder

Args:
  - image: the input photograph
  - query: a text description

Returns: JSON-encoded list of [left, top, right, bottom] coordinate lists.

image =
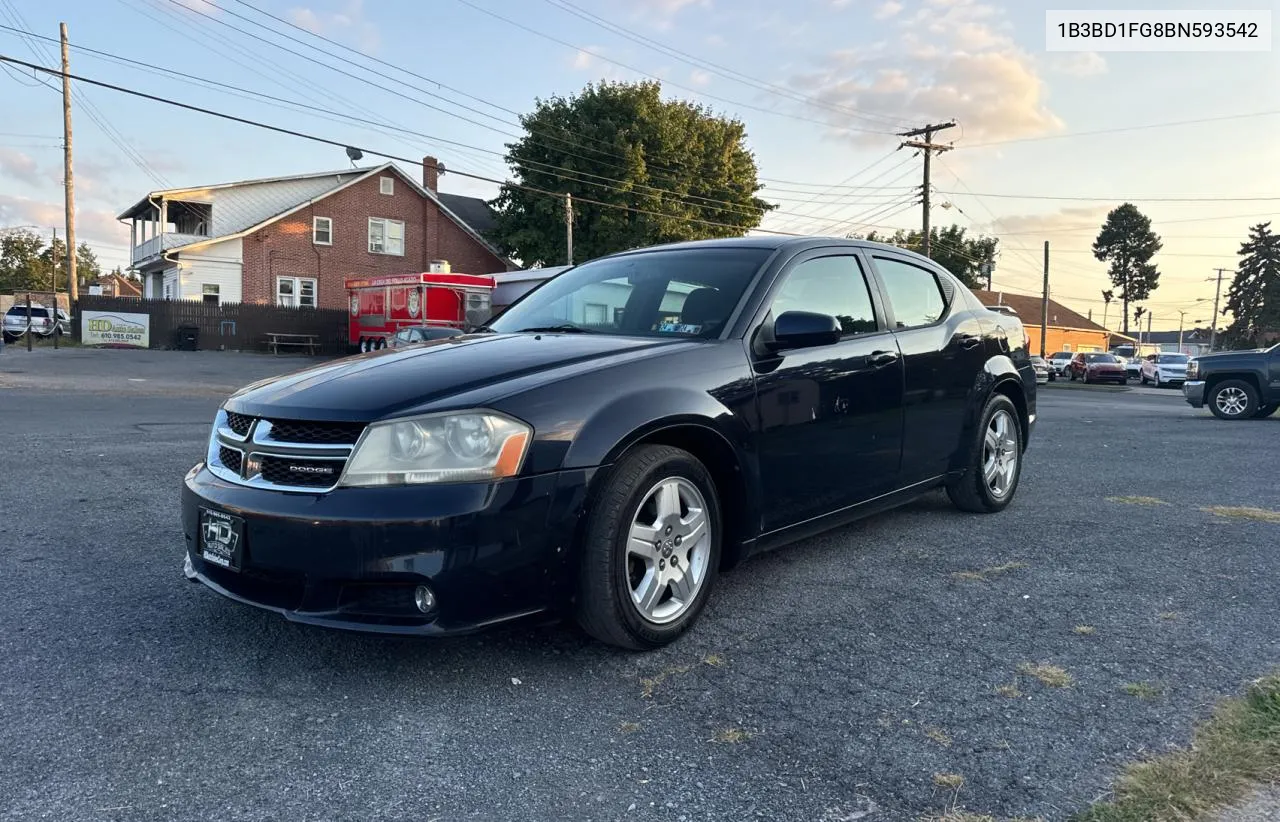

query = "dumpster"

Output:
[[175, 324, 199, 351]]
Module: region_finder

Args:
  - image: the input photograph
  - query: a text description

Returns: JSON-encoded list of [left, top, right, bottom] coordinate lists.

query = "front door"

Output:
[[752, 252, 905, 533]]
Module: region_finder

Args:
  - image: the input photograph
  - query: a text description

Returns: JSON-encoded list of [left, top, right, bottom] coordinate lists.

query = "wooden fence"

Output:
[[73, 296, 351, 355]]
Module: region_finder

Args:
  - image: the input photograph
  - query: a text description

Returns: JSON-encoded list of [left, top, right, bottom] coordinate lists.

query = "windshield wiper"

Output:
[[515, 324, 599, 334]]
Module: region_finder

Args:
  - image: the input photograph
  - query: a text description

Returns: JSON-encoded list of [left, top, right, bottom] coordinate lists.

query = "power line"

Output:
[[450, 0, 898, 137], [538, 0, 907, 130], [936, 190, 1280, 203], [957, 109, 1280, 149], [0, 54, 931, 240]]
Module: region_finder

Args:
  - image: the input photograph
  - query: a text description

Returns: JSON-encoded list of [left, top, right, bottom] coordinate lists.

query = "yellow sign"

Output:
[[81, 310, 150, 348]]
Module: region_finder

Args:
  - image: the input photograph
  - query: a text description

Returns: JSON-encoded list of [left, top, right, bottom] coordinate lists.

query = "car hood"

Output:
[[1194, 349, 1266, 362], [224, 333, 694, 421]]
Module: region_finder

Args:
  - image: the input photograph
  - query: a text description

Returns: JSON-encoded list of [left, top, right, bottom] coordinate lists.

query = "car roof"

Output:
[[605, 235, 943, 269]]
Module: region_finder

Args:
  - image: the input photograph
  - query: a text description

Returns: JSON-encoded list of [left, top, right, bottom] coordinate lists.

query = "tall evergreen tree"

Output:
[[1093, 203, 1162, 334], [1221, 222, 1280, 349]]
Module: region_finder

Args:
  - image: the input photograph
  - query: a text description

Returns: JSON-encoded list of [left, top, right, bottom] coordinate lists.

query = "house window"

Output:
[[202, 283, 220, 305], [368, 217, 405, 256], [277, 277, 317, 308], [379, 176, 394, 196], [313, 216, 332, 245]]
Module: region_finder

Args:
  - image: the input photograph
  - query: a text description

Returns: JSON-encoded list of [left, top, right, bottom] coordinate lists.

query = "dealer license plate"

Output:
[[199, 508, 244, 572]]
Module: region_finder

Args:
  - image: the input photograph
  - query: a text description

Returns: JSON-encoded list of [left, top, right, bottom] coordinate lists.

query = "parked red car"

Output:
[[1068, 352, 1128, 384]]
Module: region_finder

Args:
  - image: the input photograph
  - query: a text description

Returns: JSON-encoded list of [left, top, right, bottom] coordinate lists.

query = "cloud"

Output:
[[787, 0, 1063, 145], [571, 45, 605, 71], [874, 1, 904, 19], [286, 0, 379, 52], [689, 69, 711, 87], [0, 149, 42, 187], [1048, 51, 1108, 77], [705, 33, 726, 48], [169, 0, 220, 15], [0, 195, 129, 249], [627, 0, 710, 30], [980, 205, 1112, 238]]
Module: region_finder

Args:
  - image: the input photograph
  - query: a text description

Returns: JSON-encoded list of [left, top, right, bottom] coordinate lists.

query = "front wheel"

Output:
[[576, 445, 721, 650], [946, 393, 1023, 514], [1209, 380, 1259, 420]]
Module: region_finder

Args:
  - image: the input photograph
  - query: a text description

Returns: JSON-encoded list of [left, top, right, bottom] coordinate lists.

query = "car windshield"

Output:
[[487, 247, 773, 338], [1157, 354, 1189, 363], [1084, 353, 1118, 362]]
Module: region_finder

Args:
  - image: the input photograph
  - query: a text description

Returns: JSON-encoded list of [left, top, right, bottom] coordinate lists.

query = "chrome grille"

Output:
[[206, 409, 362, 493]]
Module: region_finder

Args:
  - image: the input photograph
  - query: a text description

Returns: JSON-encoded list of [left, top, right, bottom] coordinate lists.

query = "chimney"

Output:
[[422, 156, 442, 193]]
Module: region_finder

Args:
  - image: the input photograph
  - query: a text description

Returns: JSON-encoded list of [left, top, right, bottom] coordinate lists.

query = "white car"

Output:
[[1140, 352, 1189, 387], [2, 304, 69, 342], [1047, 351, 1073, 376]]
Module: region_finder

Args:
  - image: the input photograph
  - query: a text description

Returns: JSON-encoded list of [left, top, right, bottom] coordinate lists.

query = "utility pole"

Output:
[[1147, 311, 1153, 350], [60, 22, 77, 301], [897, 121, 955, 258], [1040, 241, 1049, 358], [564, 193, 574, 266], [1177, 310, 1187, 352], [1209, 267, 1229, 352], [51, 229, 59, 350]]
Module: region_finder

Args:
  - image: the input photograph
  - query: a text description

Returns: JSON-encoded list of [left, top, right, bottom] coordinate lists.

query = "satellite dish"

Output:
[[345, 146, 364, 166]]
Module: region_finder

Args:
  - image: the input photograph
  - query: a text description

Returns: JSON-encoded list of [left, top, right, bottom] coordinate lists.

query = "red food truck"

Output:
[[346, 269, 495, 352]]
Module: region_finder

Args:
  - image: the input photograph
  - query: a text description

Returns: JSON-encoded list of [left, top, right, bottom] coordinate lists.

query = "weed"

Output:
[[711, 726, 751, 744], [1107, 496, 1169, 506], [1122, 683, 1163, 700], [1200, 506, 1280, 524], [996, 683, 1023, 698], [951, 561, 1029, 583], [933, 772, 965, 790], [1073, 625, 1097, 636], [1017, 663, 1073, 688], [925, 726, 953, 747], [618, 721, 641, 734]]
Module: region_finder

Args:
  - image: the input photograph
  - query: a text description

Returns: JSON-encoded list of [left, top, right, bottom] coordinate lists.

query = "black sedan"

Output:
[[183, 237, 1036, 649]]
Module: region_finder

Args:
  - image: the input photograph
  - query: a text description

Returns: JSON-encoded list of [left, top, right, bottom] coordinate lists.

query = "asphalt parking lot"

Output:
[[2, 349, 1278, 822]]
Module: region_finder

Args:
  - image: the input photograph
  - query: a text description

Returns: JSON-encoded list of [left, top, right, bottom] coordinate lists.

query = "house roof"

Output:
[[96, 272, 142, 296], [119, 162, 514, 269], [116, 166, 366, 220], [1130, 330, 1213, 344], [971, 290, 1110, 333]]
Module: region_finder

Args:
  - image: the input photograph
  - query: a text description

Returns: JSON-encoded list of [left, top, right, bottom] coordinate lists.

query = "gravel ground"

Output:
[[2, 349, 1278, 822]]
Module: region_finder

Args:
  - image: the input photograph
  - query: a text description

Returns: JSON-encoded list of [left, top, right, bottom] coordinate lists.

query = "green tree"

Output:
[[852, 224, 998, 289], [1221, 222, 1280, 349], [76, 242, 102, 285], [490, 81, 773, 266], [1093, 203, 1162, 334], [0, 228, 48, 293]]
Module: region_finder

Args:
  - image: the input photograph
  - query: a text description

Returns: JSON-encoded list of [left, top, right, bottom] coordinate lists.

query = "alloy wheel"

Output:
[[1215, 386, 1248, 417], [625, 477, 712, 625], [982, 409, 1019, 499]]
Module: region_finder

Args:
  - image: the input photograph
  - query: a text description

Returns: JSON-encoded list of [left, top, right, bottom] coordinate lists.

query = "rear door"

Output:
[[866, 252, 988, 483]]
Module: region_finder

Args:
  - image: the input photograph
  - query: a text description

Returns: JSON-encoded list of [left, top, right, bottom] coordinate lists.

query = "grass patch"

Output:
[[951, 561, 1028, 583], [1159, 612, 1180, 621], [1017, 662, 1073, 688], [922, 815, 1044, 822], [995, 683, 1023, 698], [932, 772, 965, 791], [1073, 625, 1097, 636], [639, 655, 726, 698], [1072, 674, 1280, 822], [710, 726, 751, 744], [925, 726, 953, 747], [1121, 682, 1163, 700], [618, 721, 641, 734], [1201, 506, 1280, 524], [1107, 496, 1169, 507]]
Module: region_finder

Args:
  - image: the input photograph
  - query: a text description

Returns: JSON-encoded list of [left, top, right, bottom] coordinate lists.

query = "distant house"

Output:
[[89, 272, 142, 298], [1116, 329, 1214, 356], [117, 156, 515, 309], [972, 290, 1123, 354]]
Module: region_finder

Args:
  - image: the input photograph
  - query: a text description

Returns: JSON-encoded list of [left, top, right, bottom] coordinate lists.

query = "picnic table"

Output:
[[265, 332, 319, 355]]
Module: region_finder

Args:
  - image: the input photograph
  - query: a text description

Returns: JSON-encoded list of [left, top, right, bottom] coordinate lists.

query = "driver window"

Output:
[[771, 255, 878, 335]]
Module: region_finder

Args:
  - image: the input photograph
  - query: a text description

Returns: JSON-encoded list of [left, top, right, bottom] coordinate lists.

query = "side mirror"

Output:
[[770, 310, 842, 350]]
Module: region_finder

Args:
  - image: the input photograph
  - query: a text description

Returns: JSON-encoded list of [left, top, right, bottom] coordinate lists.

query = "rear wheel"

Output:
[[1253, 403, 1279, 419], [1209, 380, 1258, 420], [576, 445, 721, 650], [946, 393, 1023, 514]]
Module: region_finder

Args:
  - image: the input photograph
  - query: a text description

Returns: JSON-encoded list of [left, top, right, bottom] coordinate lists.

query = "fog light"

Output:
[[414, 585, 436, 613]]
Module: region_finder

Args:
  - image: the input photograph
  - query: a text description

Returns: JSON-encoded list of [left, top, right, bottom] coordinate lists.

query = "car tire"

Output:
[[1253, 403, 1278, 419], [576, 444, 722, 650], [1208, 379, 1259, 420], [946, 392, 1023, 514]]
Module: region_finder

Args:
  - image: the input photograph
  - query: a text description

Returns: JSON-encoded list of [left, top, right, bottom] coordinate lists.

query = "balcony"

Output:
[[131, 232, 210, 264]]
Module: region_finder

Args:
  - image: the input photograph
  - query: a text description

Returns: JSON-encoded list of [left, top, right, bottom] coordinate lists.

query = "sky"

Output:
[[1, 0, 1277, 331]]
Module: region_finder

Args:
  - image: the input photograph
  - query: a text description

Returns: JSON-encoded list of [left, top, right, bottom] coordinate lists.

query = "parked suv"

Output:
[[3, 304, 68, 342], [1140, 352, 1189, 387], [1184, 343, 1280, 420], [1048, 351, 1073, 376], [1067, 352, 1127, 384], [182, 237, 1036, 649]]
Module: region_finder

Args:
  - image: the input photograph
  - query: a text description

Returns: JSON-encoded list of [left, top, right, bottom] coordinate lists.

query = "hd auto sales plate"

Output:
[[199, 508, 244, 572]]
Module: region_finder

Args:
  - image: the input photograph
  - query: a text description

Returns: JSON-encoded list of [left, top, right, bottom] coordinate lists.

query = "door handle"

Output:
[[866, 350, 899, 367], [959, 334, 981, 350]]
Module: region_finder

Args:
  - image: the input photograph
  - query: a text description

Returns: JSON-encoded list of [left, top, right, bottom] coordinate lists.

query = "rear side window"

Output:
[[873, 257, 947, 330]]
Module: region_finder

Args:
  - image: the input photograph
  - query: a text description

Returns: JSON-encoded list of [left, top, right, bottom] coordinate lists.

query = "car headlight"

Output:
[[339, 410, 531, 486]]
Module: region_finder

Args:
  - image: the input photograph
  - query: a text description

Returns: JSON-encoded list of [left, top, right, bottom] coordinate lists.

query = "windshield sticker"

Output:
[[657, 322, 702, 334]]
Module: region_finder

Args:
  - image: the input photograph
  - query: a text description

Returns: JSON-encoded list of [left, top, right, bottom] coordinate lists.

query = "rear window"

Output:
[[1157, 353, 1188, 363], [6, 306, 49, 318]]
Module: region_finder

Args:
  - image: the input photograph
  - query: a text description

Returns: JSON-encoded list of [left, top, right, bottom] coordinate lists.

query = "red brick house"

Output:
[[89, 272, 143, 298], [118, 157, 515, 309]]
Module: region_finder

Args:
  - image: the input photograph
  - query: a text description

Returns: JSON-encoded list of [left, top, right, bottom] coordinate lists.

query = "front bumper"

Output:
[[181, 463, 593, 635], [1183, 380, 1206, 407]]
